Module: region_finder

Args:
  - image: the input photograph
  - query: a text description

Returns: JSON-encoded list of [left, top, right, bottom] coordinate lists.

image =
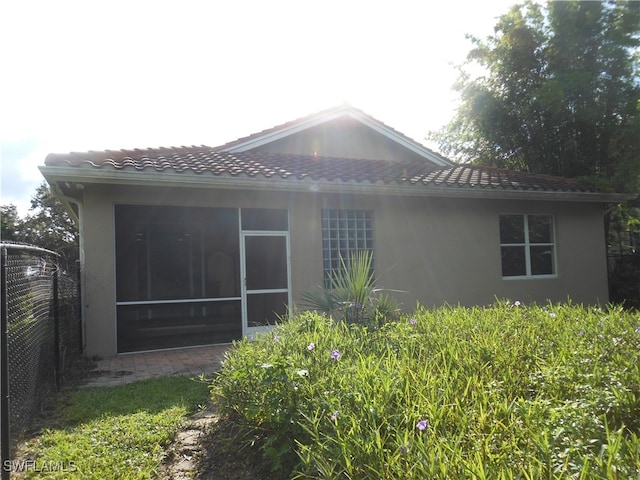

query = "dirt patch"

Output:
[[160, 402, 271, 480]]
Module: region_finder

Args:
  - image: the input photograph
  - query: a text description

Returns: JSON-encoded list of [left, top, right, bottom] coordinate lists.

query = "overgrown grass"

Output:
[[212, 301, 640, 479], [20, 376, 209, 479]]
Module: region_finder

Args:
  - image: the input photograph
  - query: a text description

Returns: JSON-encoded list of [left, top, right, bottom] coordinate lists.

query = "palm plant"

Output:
[[301, 250, 399, 325]]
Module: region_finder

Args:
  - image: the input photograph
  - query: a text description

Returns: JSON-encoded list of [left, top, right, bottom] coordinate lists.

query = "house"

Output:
[[40, 105, 631, 356]]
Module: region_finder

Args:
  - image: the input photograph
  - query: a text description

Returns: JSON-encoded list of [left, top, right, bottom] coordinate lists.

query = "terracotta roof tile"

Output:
[[44, 146, 597, 193]]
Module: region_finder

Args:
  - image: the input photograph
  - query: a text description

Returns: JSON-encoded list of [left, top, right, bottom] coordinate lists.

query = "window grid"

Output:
[[500, 214, 556, 278], [321, 209, 374, 286]]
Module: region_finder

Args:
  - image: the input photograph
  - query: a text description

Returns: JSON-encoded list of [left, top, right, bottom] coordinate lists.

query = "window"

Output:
[[321, 209, 374, 286], [499, 214, 556, 278]]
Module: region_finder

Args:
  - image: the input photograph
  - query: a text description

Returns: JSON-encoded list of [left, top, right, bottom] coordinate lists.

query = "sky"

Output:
[[1, 0, 521, 216]]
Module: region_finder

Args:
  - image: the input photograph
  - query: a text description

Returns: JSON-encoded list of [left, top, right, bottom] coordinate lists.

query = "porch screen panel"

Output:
[[246, 292, 289, 327], [241, 208, 288, 231], [244, 236, 288, 290], [115, 205, 241, 352], [117, 301, 241, 352]]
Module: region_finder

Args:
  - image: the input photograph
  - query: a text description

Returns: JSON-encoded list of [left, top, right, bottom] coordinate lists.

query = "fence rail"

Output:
[[1, 243, 82, 479]]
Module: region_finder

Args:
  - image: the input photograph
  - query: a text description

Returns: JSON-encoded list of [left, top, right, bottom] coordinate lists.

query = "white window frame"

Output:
[[499, 214, 557, 280]]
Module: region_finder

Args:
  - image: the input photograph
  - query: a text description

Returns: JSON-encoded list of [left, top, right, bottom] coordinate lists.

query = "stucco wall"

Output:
[[79, 184, 609, 356], [370, 196, 608, 307], [254, 117, 430, 162]]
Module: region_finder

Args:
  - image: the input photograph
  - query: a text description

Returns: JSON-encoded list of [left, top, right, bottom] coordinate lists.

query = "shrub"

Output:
[[211, 302, 640, 479], [301, 250, 400, 326]]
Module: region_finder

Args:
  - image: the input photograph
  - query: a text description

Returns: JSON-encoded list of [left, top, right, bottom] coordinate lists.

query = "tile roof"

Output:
[[44, 145, 597, 193]]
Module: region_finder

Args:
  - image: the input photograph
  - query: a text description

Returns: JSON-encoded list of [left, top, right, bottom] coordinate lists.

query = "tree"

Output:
[[0, 183, 79, 264], [1, 204, 21, 242], [432, 0, 640, 193], [20, 183, 79, 263]]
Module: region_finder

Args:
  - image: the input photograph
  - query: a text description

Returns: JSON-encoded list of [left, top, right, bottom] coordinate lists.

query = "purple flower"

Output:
[[398, 443, 410, 454], [355, 303, 362, 309], [330, 349, 341, 360], [635, 326, 640, 334], [416, 419, 429, 431], [513, 301, 521, 307], [409, 317, 417, 325], [307, 342, 315, 351], [330, 410, 339, 421], [549, 312, 557, 318]]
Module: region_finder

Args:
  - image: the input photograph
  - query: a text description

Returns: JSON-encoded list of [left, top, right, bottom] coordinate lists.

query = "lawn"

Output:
[[14, 302, 640, 479], [17, 376, 209, 479], [212, 301, 640, 479]]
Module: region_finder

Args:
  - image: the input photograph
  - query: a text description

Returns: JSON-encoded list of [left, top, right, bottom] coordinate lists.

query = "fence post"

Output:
[[1, 247, 10, 480], [76, 260, 82, 354], [53, 266, 60, 392]]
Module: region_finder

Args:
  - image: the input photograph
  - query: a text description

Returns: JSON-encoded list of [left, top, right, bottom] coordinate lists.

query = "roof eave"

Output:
[[39, 166, 633, 204]]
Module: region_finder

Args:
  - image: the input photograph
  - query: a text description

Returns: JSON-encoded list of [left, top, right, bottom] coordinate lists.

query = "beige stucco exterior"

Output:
[[76, 183, 608, 357], [41, 106, 624, 356], [253, 116, 433, 163]]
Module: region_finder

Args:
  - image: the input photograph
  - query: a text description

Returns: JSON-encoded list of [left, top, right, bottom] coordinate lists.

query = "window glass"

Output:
[[501, 246, 527, 277], [321, 209, 374, 286], [528, 215, 553, 243], [530, 246, 554, 275], [499, 215, 525, 243]]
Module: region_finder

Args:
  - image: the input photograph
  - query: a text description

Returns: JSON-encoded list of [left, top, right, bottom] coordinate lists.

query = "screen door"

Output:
[[241, 232, 290, 336]]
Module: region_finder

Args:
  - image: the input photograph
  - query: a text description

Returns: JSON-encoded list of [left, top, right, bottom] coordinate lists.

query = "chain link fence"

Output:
[[1, 243, 82, 475], [608, 253, 640, 309]]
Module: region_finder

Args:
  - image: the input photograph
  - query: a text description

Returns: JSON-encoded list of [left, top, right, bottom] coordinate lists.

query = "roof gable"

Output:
[[216, 104, 454, 167]]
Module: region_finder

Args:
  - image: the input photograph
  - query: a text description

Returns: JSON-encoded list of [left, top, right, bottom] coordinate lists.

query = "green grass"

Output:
[[212, 301, 640, 479], [22, 376, 209, 479]]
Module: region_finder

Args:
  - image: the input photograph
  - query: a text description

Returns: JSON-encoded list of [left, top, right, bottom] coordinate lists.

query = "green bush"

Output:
[[301, 250, 400, 326], [211, 302, 640, 479]]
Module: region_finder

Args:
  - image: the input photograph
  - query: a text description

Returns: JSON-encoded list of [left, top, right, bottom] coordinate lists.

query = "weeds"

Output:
[[212, 301, 640, 479]]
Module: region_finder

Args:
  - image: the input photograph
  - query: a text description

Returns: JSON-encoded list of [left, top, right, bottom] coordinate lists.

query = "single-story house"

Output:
[[40, 104, 631, 356]]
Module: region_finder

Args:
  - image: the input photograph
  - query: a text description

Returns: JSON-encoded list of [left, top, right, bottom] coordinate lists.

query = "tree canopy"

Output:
[[432, 0, 640, 193], [1, 183, 79, 264]]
